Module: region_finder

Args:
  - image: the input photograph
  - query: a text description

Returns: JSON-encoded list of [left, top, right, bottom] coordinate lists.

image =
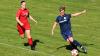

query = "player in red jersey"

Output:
[[16, 1, 37, 50]]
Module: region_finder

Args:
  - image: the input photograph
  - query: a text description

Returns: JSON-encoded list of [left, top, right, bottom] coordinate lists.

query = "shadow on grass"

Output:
[[57, 45, 73, 51], [56, 42, 94, 53], [24, 39, 43, 49]]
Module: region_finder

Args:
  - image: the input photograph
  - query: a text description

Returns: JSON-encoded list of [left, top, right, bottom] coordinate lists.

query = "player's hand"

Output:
[[20, 23, 24, 26], [81, 10, 86, 13], [35, 21, 37, 24], [51, 31, 54, 36]]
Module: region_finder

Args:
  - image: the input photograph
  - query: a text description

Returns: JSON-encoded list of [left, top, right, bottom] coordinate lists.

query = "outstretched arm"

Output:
[[29, 15, 37, 23], [71, 10, 86, 17], [51, 22, 58, 36]]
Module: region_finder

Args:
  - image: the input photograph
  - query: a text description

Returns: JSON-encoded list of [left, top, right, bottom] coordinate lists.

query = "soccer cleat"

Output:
[[81, 46, 87, 54], [24, 43, 29, 46]]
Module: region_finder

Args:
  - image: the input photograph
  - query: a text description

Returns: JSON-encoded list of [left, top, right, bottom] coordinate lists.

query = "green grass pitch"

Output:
[[0, 0, 100, 56]]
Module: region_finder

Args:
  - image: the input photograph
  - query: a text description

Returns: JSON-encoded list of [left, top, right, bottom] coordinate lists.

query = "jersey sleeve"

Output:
[[68, 14, 71, 18], [27, 9, 30, 17], [55, 16, 59, 23], [16, 9, 21, 18]]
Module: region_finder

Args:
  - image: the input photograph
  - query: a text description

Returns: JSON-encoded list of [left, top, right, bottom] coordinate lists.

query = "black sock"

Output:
[[72, 40, 82, 48], [70, 42, 77, 49]]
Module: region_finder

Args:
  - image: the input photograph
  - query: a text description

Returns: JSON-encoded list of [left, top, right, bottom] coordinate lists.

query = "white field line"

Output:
[[0, 42, 55, 56]]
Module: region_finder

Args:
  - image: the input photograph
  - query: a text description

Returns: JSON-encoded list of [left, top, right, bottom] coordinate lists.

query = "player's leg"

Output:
[[72, 40, 87, 53], [19, 34, 24, 39], [68, 37, 82, 47], [25, 30, 34, 50], [62, 34, 77, 49], [66, 37, 77, 49], [68, 37, 87, 53], [17, 25, 25, 38], [17, 25, 25, 43]]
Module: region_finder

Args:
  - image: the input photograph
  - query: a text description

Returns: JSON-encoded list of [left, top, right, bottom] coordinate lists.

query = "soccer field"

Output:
[[0, 0, 100, 56]]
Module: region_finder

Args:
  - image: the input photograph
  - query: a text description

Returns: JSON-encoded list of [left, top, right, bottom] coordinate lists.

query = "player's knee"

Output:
[[26, 30, 32, 38], [67, 39, 71, 44], [27, 35, 32, 38], [26, 33, 31, 38], [68, 37, 73, 42], [20, 34, 24, 38], [26, 32, 31, 38]]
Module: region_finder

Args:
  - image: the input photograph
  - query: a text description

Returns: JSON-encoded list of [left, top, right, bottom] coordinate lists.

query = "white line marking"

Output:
[[0, 43, 55, 56]]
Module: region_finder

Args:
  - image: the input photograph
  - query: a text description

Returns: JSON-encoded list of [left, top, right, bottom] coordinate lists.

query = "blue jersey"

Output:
[[56, 14, 72, 35]]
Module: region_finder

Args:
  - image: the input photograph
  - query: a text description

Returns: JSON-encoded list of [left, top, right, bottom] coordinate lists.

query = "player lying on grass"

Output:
[[51, 6, 87, 53], [16, 1, 37, 50]]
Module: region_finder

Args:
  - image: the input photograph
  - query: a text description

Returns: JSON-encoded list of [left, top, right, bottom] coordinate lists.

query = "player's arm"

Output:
[[71, 10, 86, 17], [29, 15, 37, 23], [16, 10, 23, 26], [51, 21, 58, 36], [16, 17, 23, 26]]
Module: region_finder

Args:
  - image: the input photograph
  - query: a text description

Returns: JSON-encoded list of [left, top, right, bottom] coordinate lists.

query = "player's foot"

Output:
[[24, 43, 29, 46], [81, 46, 87, 54]]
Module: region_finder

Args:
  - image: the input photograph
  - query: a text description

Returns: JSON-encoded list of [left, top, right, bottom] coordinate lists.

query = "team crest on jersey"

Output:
[[22, 12, 28, 16], [64, 17, 66, 20], [24, 13, 28, 16], [59, 17, 67, 23]]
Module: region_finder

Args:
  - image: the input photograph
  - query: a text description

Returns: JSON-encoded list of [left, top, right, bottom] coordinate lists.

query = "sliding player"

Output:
[[51, 6, 87, 53]]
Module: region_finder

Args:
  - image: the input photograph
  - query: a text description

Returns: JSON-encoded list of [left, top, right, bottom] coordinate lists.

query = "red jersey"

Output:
[[16, 8, 29, 24], [16, 8, 30, 31]]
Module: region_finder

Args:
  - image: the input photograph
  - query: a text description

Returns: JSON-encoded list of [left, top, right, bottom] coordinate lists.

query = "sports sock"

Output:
[[70, 42, 77, 49], [28, 38, 33, 46], [72, 40, 82, 47]]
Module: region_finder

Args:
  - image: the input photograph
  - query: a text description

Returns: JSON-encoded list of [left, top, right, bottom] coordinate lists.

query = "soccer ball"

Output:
[[71, 49, 79, 56]]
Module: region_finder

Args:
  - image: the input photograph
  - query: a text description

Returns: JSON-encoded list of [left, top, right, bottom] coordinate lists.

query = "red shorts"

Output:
[[17, 23, 30, 35]]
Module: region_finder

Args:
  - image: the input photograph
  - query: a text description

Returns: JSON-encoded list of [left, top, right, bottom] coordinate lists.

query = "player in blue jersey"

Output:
[[51, 6, 87, 53]]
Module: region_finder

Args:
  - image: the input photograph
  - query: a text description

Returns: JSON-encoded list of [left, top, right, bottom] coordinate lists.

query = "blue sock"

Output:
[[72, 40, 82, 47]]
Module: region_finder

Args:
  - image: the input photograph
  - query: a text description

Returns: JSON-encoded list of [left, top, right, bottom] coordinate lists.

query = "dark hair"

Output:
[[21, 0, 25, 4], [59, 6, 65, 12]]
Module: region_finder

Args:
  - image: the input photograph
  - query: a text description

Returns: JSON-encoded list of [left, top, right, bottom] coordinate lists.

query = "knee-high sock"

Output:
[[70, 42, 77, 49], [28, 38, 33, 46], [72, 40, 82, 47], [67, 39, 77, 49]]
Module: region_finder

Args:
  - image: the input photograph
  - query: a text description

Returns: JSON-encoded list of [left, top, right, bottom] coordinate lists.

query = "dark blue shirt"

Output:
[[56, 14, 72, 34]]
